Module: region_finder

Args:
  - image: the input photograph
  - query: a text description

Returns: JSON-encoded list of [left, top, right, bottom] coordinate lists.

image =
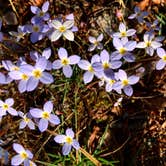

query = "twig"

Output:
[[100, 135, 130, 157], [8, 0, 19, 18]]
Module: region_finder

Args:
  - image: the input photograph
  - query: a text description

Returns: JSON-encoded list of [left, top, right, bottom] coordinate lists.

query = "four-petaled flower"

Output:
[[156, 48, 166, 70], [11, 143, 34, 166], [30, 101, 60, 132], [54, 128, 80, 155], [136, 33, 162, 56], [0, 98, 18, 117], [50, 20, 75, 41], [31, 1, 50, 24], [20, 57, 54, 92], [113, 69, 139, 96], [88, 33, 103, 51], [78, 54, 101, 84], [128, 6, 148, 24], [18, 111, 35, 130], [113, 23, 136, 39], [53, 47, 80, 78], [112, 38, 136, 62]]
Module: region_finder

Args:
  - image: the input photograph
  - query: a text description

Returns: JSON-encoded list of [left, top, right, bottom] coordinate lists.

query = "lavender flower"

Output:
[[18, 111, 35, 130], [128, 6, 148, 24], [112, 37, 136, 62], [31, 1, 50, 24], [8, 70, 30, 93], [9, 25, 26, 42], [30, 47, 52, 70], [0, 98, 18, 117], [50, 20, 75, 41], [146, 19, 160, 34], [25, 22, 49, 43], [113, 23, 136, 39], [54, 128, 80, 155], [156, 48, 166, 70], [113, 69, 139, 96], [78, 54, 101, 84], [88, 33, 103, 51], [20, 57, 54, 92], [52, 47, 80, 78], [11, 143, 33, 166], [30, 101, 60, 132], [92, 49, 122, 78], [136, 33, 162, 56]]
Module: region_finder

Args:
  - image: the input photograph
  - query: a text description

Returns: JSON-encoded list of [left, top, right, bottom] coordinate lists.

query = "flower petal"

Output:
[[83, 71, 94, 84], [51, 20, 62, 29], [128, 76, 139, 85], [54, 135, 66, 143], [43, 101, 53, 113], [35, 57, 47, 71], [66, 128, 74, 138], [123, 85, 133, 96], [52, 60, 62, 69], [26, 77, 39, 91], [72, 139, 80, 150], [11, 154, 24, 166], [63, 20, 74, 29], [30, 108, 42, 118], [58, 47, 68, 59], [62, 143, 72, 155], [69, 55, 80, 64], [100, 49, 110, 63], [78, 60, 90, 70], [50, 30, 62, 41], [8, 108, 18, 116], [40, 72, 53, 84], [63, 30, 74, 41], [5, 98, 14, 106], [49, 114, 60, 125], [156, 59, 166, 70], [39, 119, 48, 132], [13, 143, 25, 153], [63, 65, 73, 78]]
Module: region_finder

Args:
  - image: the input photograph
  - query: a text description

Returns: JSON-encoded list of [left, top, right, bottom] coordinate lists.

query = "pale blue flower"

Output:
[[113, 69, 139, 96], [156, 48, 166, 70], [113, 23, 136, 39], [11, 143, 33, 166], [30, 101, 60, 132], [20, 57, 54, 92], [136, 33, 162, 56], [78, 54, 101, 84], [88, 33, 103, 51], [50, 20, 75, 41], [112, 37, 136, 62], [31, 1, 50, 24], [18, 111, 35, 130], [0, 98, 18, 117], [52, 47, 80, 78], [128, 6, 148, 24], [54, 128, 80, 155]]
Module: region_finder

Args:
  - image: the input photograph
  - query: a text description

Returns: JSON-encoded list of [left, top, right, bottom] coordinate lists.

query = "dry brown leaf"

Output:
[[137, 0, 150, 10]]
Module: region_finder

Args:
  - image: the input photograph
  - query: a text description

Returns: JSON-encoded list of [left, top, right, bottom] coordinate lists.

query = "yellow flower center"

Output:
[[88, 65, 94, 72], [20, 151, 28, 159], [39, 11, 44, 17], [21, 74, 28, 80], [122, 79, 129, 86], [65, 136, 73, 144], [162, 55, 166, 62], [33, 26, 40, 32], [24, 117, 30, 123], [32, 69, 42, 79], [94, 41, 99, 46], [11, 66, 20, 71], [145, 41, 151, 47], [2, 104, 9, 110], [119, 47, 126, 54], [121, 31, 127, 37], [61, 58, 69, 66], [102, 62, 110, 69], [59, 26, 66, 33], [42, 111, 50, 119], [109, 79, 115, 85]]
